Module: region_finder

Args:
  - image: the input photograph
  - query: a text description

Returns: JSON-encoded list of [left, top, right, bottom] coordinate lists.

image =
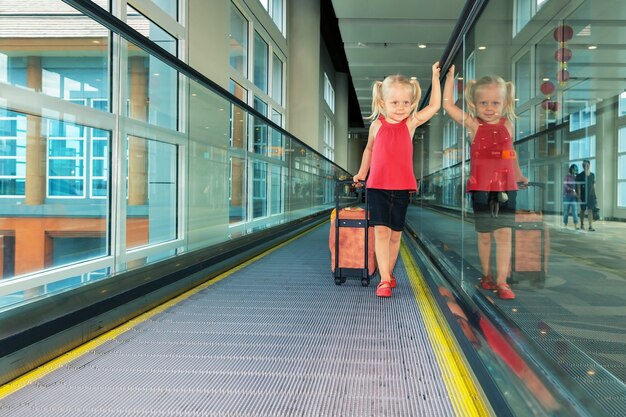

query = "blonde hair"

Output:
[[367, 75, 421, 121], [465, 75, 516, 122]]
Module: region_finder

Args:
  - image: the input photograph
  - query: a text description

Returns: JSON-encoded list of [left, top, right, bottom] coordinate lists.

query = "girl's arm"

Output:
[[353, 121, 380, 182], [410, 62, 441, 128], [443, 65, 478, 135]]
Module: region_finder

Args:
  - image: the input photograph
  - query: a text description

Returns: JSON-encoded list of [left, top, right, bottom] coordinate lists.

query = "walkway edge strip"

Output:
[[0, 224, 320, 399], [401, 241, 491, 417]]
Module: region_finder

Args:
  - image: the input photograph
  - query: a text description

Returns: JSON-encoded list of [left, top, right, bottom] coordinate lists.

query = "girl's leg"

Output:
[[493, 227, 512, 286], [477, 231, 492, 278], [388, 230, 403, 275], [374, 225, 392, 282], [562, 200, 569, 225]]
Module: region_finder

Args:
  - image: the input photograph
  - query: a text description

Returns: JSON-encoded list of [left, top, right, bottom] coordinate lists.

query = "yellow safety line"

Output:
[[400, 242, 492, 417], [0, 224, 321, 399]]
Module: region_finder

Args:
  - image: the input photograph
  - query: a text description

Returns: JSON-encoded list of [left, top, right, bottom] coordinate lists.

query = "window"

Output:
[[229, 80, 248, 149], [515, 51, 531, 105], [568, 136, 596, 163], [258, 0, 284, 33], [252, 160, 267, 218], [229, 6, 248, 77], [125, 39, 178, 130], [148, 0, 178, 20], [323, 115, 334, 162], [619, 92, 626, 117], [618, 127, 626, 207], [127, 6, 177, 56], [0, 110, 26, 196], [253, 31, 269, 93], [48, 121, 86, 198], [515, 0, 548, 34], [465, 52, 475, 82], [515, 0, 532, 33], [272, 53, 283, 105], [253, 97, 268, 155], [324, 73, 335, 113], [443, 120, 457, 168], [569, 105, 596, 132]]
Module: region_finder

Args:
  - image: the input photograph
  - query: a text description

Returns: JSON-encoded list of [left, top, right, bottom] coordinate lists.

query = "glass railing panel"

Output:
[[0, 1, 110, 110], [0, 2, 350, 314], [413, 0, 626, 415], [0, 109, 110, 300], [124, 39, 178, 130], [186, 78, 231, 250], [125, 135, 178, 250]]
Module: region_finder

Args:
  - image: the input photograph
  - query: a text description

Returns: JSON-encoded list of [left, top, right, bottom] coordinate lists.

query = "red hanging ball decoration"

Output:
[[540, 81, 555, 95], [549, 101, 560, 112], [541, 100, 560, 112], [553, 24, 574, 42], [555, 47, 573, 62], [557, 69, 570, 83]]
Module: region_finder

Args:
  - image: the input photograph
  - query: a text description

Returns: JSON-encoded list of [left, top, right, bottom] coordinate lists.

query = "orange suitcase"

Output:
[[329, 181, 377, 286], [511, 183, 550, 288]]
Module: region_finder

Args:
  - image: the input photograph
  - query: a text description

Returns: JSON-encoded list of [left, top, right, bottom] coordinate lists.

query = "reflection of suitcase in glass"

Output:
[[511, 183, 549, 288], [329, 181, 377, 287]]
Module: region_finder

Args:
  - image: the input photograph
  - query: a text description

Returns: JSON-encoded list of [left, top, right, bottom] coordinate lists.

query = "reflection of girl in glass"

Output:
[[443, 65, 528, 300]]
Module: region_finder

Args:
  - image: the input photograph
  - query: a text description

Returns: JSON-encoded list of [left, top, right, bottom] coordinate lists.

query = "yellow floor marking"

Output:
[[401, 242, 492, 417], [0, 223, 321, 399]]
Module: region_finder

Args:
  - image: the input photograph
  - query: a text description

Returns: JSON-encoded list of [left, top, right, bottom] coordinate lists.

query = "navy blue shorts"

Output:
[[367, 189, 410, 231]]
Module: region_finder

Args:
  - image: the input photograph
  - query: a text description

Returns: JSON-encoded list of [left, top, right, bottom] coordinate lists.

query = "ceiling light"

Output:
[[478, 46, 487, 50], [418, 44, 427, 49], [588, 45, 598, 50], [543, 78, 550, 81], [410, 76, 417, 80]]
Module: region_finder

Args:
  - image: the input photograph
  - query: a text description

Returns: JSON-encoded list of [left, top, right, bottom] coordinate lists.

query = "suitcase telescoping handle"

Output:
[[334, 179, 368, 214], [517, 181, 545, 212], [333, 179, 370, 279]]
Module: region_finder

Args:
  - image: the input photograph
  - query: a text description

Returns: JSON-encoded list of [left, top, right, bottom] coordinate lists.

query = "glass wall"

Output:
[[0, 1, 348, 309], [411, 0, 626, 415]]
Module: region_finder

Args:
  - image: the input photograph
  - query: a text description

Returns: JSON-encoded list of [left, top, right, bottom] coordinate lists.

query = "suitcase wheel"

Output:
[[334, 277, 342, 285], [361, 278, 370, 287]]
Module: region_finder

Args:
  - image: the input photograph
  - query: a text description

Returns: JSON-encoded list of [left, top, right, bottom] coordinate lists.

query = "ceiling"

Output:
[[328, 0, 466, 128]]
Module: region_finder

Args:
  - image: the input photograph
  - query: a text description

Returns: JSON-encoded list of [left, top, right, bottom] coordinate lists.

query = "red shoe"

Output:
[[376, 281, 392, 297], [497, 284, 516, 300], [480, 275, 496, 290], [390, 275, 397, 288]]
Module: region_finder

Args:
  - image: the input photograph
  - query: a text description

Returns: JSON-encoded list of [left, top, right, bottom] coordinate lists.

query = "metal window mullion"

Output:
[[111, 30, 127, 273]]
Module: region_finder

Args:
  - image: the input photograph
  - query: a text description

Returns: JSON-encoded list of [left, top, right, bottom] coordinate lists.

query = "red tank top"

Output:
[[367, 116, 418, 191], [467, 118, 519, 192]]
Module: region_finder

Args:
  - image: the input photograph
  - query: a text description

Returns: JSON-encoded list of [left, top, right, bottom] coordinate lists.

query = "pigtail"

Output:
[[409, 78, 422, 115], [503, 81, 517, 121], [367, 80, 384, 121], [464, 80, 477, 118]]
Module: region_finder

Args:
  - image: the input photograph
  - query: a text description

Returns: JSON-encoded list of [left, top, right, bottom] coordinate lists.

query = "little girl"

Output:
[[353, 62, 441, 298], [443, 65, 527, 300]]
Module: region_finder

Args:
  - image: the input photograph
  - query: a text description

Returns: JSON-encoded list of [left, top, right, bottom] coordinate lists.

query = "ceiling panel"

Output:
[[330, 0, 465, 122]]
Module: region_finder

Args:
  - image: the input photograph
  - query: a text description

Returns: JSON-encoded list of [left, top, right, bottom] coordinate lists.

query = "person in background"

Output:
[[562, 164, 580, 230], [443, 65, 528, 300], [576, 159, 597, 231], [353, 62, 441, 298]]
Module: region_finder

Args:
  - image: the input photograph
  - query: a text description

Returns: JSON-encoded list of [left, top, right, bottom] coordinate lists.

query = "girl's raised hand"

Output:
[[432, 61, 441, 77], [447, 64, 455, 78]]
